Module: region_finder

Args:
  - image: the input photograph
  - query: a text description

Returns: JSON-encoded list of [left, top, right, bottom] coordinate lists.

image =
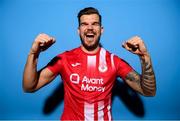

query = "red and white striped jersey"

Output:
[[47, 47, 133, 121]]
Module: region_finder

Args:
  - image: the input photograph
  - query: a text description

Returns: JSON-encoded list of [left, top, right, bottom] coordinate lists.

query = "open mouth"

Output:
[[86, 34, 94, 38], [85, 33, 95, 41]]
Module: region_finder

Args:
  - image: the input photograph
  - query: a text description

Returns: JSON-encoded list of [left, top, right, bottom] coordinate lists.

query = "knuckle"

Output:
[[39, 33, 44, 36], [35, 38, 40, 42]]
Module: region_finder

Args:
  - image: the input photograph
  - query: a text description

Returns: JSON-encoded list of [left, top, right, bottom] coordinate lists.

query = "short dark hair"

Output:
[[77, 7, 102, 26]]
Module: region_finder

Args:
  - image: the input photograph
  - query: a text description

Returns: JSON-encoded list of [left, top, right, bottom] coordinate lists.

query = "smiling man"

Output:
[[23, 7, 156, 120]]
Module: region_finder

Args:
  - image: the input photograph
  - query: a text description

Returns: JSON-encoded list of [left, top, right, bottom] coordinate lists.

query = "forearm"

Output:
[[123, 36, 156, 96], [23, 52, 39, 92], [139, 53, 156, 96]]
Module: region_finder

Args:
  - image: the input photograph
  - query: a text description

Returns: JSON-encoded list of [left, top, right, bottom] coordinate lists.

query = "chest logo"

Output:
[[71, 62, 81, 67], [98, 65, 108, 72], [70, 73, 80, 84]]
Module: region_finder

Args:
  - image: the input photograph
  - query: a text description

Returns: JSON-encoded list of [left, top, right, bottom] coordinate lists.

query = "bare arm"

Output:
[[122, 36, 156, 96], [23, 33, 56, 92]]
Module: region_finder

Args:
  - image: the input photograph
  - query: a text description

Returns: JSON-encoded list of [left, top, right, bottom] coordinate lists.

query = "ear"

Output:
[[101, 26, 104, 34], [77, 27, 80, 35]]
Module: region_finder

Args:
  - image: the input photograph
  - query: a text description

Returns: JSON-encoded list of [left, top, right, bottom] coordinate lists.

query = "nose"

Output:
[[87, 24, 93, 30]]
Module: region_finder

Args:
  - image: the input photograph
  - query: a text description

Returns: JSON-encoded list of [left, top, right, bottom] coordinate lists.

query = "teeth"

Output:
[[86, 35, 94, 37]]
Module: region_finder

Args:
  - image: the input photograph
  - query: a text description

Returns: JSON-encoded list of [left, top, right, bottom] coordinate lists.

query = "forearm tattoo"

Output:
[[140, 55, 156, 96], [125, 55, 156, 96]]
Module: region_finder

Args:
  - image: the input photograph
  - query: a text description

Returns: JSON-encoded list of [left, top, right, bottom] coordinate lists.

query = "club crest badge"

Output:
[[98, 65, 108, 72]]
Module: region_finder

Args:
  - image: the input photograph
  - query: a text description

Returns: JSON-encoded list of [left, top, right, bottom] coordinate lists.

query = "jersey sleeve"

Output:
[[47, 54, 63, 75], [114, 55, 134, 80]]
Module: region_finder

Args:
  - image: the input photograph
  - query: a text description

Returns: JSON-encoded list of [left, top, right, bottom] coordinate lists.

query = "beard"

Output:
[[80, 35, 101, 51]]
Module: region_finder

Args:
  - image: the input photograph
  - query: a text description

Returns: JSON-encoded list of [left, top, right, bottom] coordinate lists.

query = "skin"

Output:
[[78, 14, 103, 54], [23, 14, 103, 92], [23, 33, 57, 92], [122, 36, 156, 96], [23, 14, 156, 96]]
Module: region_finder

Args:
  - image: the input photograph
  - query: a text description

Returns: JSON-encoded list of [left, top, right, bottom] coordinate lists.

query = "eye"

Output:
[[80, 23, 88, 27], [93, 22, 100, 26]]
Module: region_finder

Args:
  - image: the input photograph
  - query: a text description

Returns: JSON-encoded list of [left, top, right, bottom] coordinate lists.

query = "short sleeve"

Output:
[[114, 55, 134, 80], [47, 54, 63, 75]]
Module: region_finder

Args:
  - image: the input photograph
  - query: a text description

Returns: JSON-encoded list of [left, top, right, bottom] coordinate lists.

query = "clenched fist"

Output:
[[122, 36, 148, 56], [30, 33, 56, 54]]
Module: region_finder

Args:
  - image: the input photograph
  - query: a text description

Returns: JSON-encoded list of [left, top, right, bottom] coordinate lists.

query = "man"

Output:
[[23, 7, 156, 120]]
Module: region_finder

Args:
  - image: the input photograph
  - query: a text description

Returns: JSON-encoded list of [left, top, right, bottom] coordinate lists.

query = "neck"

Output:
[[81, 45, 100, 54]]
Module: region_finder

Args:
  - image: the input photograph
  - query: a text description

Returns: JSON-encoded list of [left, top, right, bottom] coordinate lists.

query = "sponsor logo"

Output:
[[70, 73, 80, 84], [81, 84, 105, 92], [82, 76, 104, 84], [69, 74, 105, 92]]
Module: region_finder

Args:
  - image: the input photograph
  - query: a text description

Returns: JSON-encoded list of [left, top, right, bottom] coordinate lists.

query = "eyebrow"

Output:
[[80, 21, 100, 25]]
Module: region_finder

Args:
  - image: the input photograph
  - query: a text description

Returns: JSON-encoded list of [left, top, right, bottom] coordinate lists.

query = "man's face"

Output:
[[78, 14, 103, 51]]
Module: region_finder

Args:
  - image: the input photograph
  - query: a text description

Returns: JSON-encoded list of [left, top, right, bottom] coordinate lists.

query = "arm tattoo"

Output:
[[125, 55, 156, 96], [125, 71, 142, 93], [140, 55, 156, 96], [126, 71, 141, 86]]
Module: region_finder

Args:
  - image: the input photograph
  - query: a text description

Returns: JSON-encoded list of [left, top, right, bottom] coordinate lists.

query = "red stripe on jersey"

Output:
[[94, 102, 98, 120]]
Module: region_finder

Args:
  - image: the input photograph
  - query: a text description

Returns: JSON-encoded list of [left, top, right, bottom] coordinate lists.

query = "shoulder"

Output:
[[47, 47, 80, 70], [61, 47, 80, 56], [104, 48, 130, 66], [101, 48, 114, 57], [53, 47, 81, 63], [56, 47, 80, 57], [102, 48, 122, 60]]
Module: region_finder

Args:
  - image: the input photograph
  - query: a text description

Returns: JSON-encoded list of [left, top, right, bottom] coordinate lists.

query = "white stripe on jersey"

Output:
[[107, 102, 112, 121], [99, 48, 108, 72], [111, 54, 115, 70], [84, 102, 94, 121], [87, 55, 96, 69], [98, 101, 104, 121], [99, 48, 107, 66]]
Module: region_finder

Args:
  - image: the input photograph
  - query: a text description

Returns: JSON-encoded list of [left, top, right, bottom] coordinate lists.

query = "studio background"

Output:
[[0, 0, 179, 120]]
